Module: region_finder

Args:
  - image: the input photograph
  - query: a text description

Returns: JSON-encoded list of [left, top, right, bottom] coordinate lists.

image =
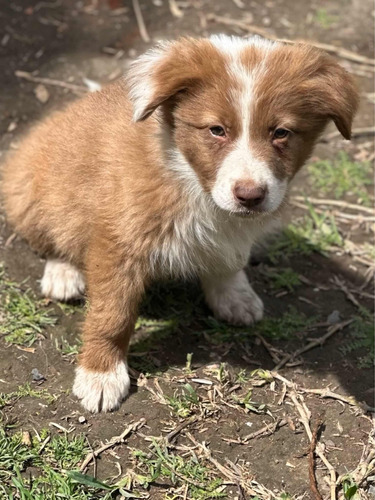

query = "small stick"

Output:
[[80, 419, 146, 471], [290, 200, 375, 222], [256, 334, 282, 363], [291, 196, 375, 215], [290, 392, 337, 500], [243, 418, 287, 442], [319, 126, 375, 142], [132, 0, 150, 43], [169, 0, 183, 18], [15, 70, 87, 93], [38, 435, 51, 454], [207, 14, 375, 68], [309, 416, 324, 500], [231, 0, 245, 7], [274, 319, 353, 370], [165, 416, 197, 443], [187, 433, 240, 482], [271, 371, 373, 412], [332, 276, 362, 309]]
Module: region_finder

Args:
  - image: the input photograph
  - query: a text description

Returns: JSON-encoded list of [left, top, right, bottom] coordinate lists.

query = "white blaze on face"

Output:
[[209, 35, 288, 214]]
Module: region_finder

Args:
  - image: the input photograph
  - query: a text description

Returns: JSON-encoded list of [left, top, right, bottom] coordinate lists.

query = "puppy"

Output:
[[2, 35, 358, 412]]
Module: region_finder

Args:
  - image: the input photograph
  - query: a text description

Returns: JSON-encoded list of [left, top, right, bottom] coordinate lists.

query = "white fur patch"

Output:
[[126, 41, 172, 121], [209, 35, 287, 214], [41, 259, 85, 301], [73, 361, 130, 413], [209, 34, 277, 55], [152, 149, 281, 279], [201, 269, 264, 325]]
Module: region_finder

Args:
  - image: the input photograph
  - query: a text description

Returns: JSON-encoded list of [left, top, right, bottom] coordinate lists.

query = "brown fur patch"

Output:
[[249, 43, 359, 179]]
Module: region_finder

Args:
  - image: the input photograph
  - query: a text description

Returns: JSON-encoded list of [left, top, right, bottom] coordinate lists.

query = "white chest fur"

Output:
[[151, 193, 276, 279], [150, 148, 279, 279]]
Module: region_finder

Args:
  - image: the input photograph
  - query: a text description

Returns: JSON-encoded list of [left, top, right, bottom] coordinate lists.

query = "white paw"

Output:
[[41, 259, 85, 301], [202, 270, 264, 326], [72, 361, 130, 413]]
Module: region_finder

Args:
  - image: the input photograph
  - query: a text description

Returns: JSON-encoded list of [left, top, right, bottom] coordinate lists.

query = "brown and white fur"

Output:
[[2, 35, 358, 412]]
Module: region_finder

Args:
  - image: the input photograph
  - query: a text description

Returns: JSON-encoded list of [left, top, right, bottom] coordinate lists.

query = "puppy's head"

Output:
[[127, 35, 359, 216]]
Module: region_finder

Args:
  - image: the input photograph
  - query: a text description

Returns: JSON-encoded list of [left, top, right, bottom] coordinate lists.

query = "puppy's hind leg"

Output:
[[41, 259, 85, 301]]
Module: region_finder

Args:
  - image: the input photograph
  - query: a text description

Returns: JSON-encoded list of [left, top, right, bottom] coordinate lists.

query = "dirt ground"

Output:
[[0, 1, 374, 499]]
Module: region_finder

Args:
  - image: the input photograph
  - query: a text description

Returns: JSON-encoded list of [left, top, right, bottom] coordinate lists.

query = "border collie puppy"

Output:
[[2, 35, 358, 412]]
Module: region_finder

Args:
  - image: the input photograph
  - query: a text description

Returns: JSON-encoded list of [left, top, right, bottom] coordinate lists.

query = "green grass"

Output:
[[0, 383, 57, 409], [232, 389, 269, 415], [268, 203, 343, 263], [0, 426, 123, 499], [132, 439, 226, 499], [130, 317, 179, 373], [203, 306, 316, 344], [55, 336, 82, 356], [166, 383, 200, 418], [257, 306, 317, 340], [0, 265, 57, 346], [265, 267, 301, 292], [57, 302, 84, 315], [339, 309, 374, 368], [313, 7, 337, 28], [308, 152, 373, 206]]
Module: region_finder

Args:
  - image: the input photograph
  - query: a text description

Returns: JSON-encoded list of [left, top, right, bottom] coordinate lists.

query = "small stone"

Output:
[[7, 121, 17, 132], [34, 84, 49, 103], [31, 368, 45, 382], [78, 415, 86, 424], [327, 310, 340, 324]]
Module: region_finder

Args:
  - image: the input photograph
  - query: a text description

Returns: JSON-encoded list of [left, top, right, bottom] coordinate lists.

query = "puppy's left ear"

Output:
[[126, 38, 218, 122], [309, 50, 359, 139]]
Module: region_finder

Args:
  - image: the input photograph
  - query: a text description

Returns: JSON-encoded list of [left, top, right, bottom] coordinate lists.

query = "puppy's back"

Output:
[[2, 80, 138, 264]]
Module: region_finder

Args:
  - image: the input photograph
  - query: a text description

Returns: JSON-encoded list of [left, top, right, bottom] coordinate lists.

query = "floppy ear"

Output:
[[126, 37, 220, 122], [304, 49, 359, 139]]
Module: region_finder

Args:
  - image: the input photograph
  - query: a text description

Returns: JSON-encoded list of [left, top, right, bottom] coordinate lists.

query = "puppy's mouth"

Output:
[[231, 207, 268, 218]]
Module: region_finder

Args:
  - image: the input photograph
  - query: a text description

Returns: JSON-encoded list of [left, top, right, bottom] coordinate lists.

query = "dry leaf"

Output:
[[22, 431, 32, 447]]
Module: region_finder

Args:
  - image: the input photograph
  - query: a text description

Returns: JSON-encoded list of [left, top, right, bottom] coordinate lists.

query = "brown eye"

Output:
[[273, 128, 289, 139], [210, 126, 226, 137]]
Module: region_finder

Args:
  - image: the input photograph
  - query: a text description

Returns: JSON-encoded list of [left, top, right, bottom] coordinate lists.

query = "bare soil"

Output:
[[0, 0, 374, 498]]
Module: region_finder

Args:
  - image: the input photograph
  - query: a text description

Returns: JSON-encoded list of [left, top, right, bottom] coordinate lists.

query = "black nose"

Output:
[[233, 183, 267, 209]]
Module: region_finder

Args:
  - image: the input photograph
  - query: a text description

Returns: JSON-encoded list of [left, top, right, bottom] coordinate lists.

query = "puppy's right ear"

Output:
[[126, 38, 218, 122]]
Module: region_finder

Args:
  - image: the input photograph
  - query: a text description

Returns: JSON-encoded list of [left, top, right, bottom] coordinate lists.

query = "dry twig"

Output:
[[207, 14, 375, 68], [165, 416, 198, 443], [309, 416, 324, 500], [289, 392, 337, 500], [290, 200, 375, 222], [243, 418, 287, 442], [332, 276, 362, 310], [320, 126, 375, 142], [291, 196, 375, 215], [273, 319, 353, 370], [169, 0, 183, 18], [272, 371, 373, 412], [15, 70, 87, 93], [132, 0, 150, 43], [80, 419, 146, 471]]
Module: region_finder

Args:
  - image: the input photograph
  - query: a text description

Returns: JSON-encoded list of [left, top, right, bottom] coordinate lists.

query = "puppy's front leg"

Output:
[[201, 269, 264, 326], [73, 239, 147, 413]]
